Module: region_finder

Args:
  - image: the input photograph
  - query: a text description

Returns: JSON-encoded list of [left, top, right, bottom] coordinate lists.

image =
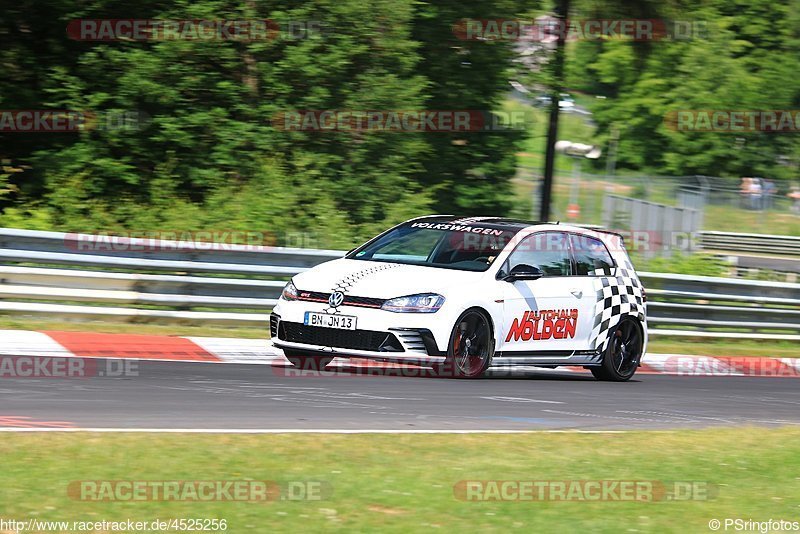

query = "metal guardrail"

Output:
[[1, 228, 798, 339], [698, 231, 800, 257], [0, 228, 342, 273]]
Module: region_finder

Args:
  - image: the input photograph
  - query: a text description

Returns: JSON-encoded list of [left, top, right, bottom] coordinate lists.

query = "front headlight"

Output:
[[381, 293, 445, 313], [281, 281, 299, 301]]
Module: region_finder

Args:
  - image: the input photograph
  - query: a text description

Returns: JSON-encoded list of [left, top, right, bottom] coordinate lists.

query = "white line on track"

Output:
[[480, 396, 564, 404], [0, 428, 625, 434]]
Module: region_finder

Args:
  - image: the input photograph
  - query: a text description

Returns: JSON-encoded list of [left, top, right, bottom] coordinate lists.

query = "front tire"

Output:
[[284, 350, 333, 371], [437, 309, 494, 378], [591, 318, 643, 382]]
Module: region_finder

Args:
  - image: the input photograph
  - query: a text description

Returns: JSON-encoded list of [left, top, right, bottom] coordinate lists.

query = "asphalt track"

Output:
[[1, 359, 799, 431]]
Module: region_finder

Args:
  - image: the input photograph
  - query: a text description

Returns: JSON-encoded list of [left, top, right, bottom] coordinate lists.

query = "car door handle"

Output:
[[570, 288, 583, 298]]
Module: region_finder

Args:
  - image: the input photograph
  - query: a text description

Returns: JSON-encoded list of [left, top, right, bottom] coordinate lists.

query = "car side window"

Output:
[[570, 234, 614, 275], [506, 232, 572, 276]]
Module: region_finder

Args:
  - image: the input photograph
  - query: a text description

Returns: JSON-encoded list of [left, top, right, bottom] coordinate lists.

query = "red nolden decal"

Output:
[[505, 309, 578, 342]]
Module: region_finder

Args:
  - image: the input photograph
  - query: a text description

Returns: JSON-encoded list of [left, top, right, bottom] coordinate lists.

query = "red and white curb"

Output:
[[0, 330, 798, 377]]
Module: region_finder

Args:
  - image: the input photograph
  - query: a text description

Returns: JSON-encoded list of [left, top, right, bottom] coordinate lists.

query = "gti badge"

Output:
[[328, 291, 345, 308]]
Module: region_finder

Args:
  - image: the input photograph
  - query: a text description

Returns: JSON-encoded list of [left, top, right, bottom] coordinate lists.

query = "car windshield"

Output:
[[346, 222, 517, 272]]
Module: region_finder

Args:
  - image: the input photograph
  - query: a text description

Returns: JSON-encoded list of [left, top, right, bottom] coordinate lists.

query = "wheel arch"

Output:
[[458, 305, 497, 348], [632, 314, 648, 362]]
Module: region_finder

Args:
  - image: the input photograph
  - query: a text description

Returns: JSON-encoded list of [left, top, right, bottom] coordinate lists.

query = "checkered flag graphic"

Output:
[[589, 260, 646, 351]]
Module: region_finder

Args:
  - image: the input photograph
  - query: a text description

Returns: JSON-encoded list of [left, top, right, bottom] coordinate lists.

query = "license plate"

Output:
[[304, 312, 357, 330]]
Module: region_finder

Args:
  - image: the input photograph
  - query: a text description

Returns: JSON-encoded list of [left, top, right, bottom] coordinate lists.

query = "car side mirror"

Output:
[[503, 264, 544, 282]]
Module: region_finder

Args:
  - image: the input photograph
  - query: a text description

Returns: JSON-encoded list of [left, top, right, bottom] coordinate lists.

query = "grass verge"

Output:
[[647, 337, 800, 358], [0, 429, 798, 532], [0, 316, 267, 339]]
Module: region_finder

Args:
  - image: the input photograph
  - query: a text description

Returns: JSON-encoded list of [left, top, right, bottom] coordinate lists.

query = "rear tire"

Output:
[[591, 318, 643, 382], [437, 309, 494, 378], [284, 350, 333, 371]]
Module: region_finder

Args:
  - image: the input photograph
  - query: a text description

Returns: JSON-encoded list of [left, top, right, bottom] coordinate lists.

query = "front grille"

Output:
[[296, 291, 329, 304], [270, 314, 280, 338], [296, 291, 386, 309], [278, 322, 402, 352], [391, 329, 427, 353], [343, 295, 385, 308]]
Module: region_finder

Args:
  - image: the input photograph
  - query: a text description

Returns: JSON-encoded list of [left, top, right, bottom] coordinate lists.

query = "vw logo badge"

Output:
[[328, 291, 345, 308]]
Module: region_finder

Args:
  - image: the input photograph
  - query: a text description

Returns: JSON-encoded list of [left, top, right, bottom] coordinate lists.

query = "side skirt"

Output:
[[491, 349, 604, 367]]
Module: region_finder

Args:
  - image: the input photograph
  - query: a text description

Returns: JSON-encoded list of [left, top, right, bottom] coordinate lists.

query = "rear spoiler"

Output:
[[546, 223, 627, 248], [592, 228, 625, 243], [588, 228, 627, 250]]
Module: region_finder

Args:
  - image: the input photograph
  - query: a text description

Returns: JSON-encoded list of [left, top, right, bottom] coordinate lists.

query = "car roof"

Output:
[[409, 215, 543, 232], [409, 215, 604, 233], [407, 215, 623, 245]]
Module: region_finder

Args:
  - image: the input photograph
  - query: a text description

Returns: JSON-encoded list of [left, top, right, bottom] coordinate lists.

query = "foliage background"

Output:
[[1, 0, 798, 247]]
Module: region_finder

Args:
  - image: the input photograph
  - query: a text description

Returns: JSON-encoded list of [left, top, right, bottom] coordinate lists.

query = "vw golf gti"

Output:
[[271, 216, 647, 380]]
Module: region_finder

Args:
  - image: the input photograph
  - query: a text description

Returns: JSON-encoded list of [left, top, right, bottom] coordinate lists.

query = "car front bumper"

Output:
[[270, 301, 449, 365]]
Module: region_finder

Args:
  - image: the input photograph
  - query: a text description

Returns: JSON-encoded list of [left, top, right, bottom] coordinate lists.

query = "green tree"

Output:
[[1, 0, 533, 244], [412, 0, 529, 215], [568, 0, 800, 179]]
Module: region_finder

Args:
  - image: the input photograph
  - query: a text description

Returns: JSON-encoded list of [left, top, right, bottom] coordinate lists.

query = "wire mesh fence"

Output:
[[514, 167, 800, 236]]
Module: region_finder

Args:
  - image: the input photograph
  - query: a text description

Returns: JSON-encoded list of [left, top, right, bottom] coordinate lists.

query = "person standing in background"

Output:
[[740, 177, 752, 209], [763, 179, 776, 210], [749, 178, 763, 210], [788, 183, 800, 214]]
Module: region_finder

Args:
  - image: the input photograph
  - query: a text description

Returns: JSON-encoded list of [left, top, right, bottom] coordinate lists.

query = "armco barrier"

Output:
[[698, 231, 800, 257], [0, 228, 798, 339]]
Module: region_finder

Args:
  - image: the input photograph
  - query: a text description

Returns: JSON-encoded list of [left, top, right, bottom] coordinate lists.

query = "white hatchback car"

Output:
[[271, 216, 647, 380]]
